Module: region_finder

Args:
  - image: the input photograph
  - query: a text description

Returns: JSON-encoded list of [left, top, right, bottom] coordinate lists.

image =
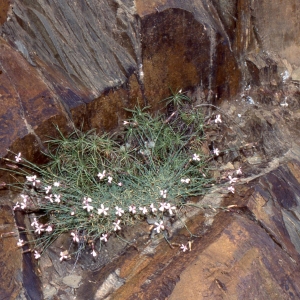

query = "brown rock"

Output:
[[0, 205, 23, 299], [99, 160, 300, 299]]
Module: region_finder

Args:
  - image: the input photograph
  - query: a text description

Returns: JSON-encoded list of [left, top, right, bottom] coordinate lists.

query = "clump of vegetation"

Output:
[[6, 91, 219, 261]]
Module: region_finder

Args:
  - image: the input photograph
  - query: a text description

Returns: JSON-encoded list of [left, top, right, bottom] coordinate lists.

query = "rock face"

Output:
[[1, 0, 300, 299], [2, 0, 299, 161]]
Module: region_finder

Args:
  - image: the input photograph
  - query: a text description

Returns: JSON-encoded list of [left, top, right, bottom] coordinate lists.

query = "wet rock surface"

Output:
[[1, 0, 300, 299]]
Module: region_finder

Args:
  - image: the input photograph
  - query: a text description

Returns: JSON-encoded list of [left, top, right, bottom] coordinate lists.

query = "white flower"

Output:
[[100, 233, 108, 243], [45, 194, 53, 203], [159, 202, 168, 212], [154, 221, 165, 233], [34, 251, 41, 259], [181, 178, 190, 184], [13, 202, 20, 210], [26, 175, 34, 181], [71, 232, 79, 243], [21, 194, 28, 201], [213, 148, 220, 156], [91, 249, 97, 257], [150, 203, 157, 213], [35, 224, 44, 235], [83, 197, 92, 205], [228, 176, 238, 184], [15, 152, 22, 162], [53, 181, 60, 187], [20, 201, 27, 210], [26, 175, 40, 186], [160, 190, 167, 199], [139, 206, 148, 215], [129, 205, 136, 214], [236, 167, 242, 175], [180, 244, 188, 252], [60, 251, 69, 261], [228, 186, 235, 193], [215, 114, 222, 123], [97, 170, 106, 180], [280, 101, 288, 107], [123, 121, 129, 125], [31, 218, 39, 228], [17, 239, 24, 247], [165, 203, 176, 215], [44, 186, 52, 194], [98, 204, 109, 216], [115, 206, 124, 217], [192, 153, 200, 161], [107, 176, 113, 184], [118, 182, 123, 186], [45, 225, 53, 232], [54, 194, 61, 203], [83, 198, 93, 212], [113, 220, 121, 231], [83, 203, 93, 212]]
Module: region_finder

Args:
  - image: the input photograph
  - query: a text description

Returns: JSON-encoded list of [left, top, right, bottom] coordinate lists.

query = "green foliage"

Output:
[[6, 99, 214, 259], [161, 88, 191, 108]]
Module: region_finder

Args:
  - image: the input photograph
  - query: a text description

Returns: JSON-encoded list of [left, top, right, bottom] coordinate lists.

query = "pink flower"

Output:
[[154, 221, 164, 233], [165, 203, 176, 215], [13, 202, 20, 210], [150, 203, 157, 213], [228, 186, 235, 193], [108, 176, 113, 184], [54, 194, 61, 203], [236, 167, 242, 175], [83, 203, 93, 212], [97, 170, 106, 180], [113, 220, 121, 231], [180, 244, 188, 252], [15, 152, 22, 162], [160, 190, 167, 199], [17, 239, 24, 247], [45, 194, 53, 202], [60, 251, 69, 261], [71, 232, 79, 243], [44, 186, 52, 194], [228, 176, 238, 184], [98, 204, 109, 216], [215, 114, 222, 124], [83, 197, 93, 212], [35, 224, 45, 235], [34, 251, 41, 259], [192, 153, 200, 161], [129, 205, 136, 214], [139, 206, 148, 215], [45, 225, 53, 232], [115, 206, 124, 217], [213, 148, 220, 156], [31, 218, 39, 228], [159, 202, 168, 212], [100, 233, 108, 242], [26, 175, 40, 186], [181, 178, 190, 184]]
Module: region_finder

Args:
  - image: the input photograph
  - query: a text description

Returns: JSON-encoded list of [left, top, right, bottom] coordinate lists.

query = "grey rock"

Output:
[[62, 275, 82, 289]]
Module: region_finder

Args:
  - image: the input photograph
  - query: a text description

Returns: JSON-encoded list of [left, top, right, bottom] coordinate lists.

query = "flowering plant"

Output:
[[4, 101, 218, 260]]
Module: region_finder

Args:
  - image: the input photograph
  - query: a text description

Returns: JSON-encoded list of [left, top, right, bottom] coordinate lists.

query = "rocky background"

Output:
[[1, 0, 300, 299]]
